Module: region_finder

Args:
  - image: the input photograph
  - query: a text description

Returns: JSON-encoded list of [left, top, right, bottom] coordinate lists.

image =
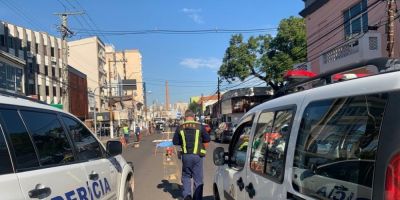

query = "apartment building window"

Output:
[[344, 0, 368, 39], [46, 86, 49, 96], [7, 36, 14, 49], [45, 65, 48, 76], [35, 43, 38, 53], [0, 34, 5, 47], [0, 62, 23, 93], [43, 45, 47, 56], [27, 41, 31, 51], [51, 47, 55, 57], [52, 67, 55, 77]]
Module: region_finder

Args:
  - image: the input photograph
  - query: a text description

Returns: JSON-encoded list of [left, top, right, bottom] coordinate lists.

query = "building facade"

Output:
[[68, 36, 108, 113], [68, 66, 88, 120], [105, 46, 144, 104], [0, 21, 64, 103], [0, 50, 25, 94], [300, 0, 399, 73]]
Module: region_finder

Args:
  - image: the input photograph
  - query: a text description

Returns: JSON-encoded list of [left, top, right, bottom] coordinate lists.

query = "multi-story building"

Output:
[[105, 46, 144, 104], [105, 46, 144, 126], [299, 0, 398, 73], [0, 21, 64, 103], [68, 36, 108, 113]]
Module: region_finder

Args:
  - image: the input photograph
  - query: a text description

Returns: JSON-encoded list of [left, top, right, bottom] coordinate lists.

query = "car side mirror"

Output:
[[213, 147, 227, 166], [107, 141, 122, 156]]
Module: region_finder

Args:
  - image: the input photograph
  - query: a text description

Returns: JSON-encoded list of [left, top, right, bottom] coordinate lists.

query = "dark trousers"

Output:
[[181, 154, 204, 199]]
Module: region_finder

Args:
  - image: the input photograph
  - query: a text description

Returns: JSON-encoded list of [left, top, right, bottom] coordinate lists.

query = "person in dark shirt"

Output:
[[173, 110, 210, 200]]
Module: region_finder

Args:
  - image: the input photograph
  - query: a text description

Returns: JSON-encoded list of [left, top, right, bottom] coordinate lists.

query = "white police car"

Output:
[[213, 58, 400, 200], [0, 93, 134, 200]]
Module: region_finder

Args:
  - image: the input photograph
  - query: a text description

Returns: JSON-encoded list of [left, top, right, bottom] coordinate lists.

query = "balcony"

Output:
[[319, 32, 382, 73]]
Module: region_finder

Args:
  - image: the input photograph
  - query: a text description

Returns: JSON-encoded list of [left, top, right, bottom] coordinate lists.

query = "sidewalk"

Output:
[[98, 128, 151, 145]]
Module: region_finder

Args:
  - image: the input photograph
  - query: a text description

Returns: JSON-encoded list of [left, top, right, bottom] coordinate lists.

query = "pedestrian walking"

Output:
[[135, 124, 141, 142], [123, 123, 130, 144], [173, 110, 211, 200]]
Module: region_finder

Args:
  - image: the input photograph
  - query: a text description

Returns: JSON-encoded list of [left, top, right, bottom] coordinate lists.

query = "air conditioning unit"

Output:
[[27, 52, 33, 58], [51, 57, 57, 63]]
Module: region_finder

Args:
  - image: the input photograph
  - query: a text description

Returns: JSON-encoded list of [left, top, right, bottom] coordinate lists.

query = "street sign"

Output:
[[122, 79, 137, 90]]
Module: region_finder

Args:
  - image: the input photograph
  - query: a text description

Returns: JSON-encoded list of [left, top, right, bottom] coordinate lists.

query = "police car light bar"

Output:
[[278, 57, 399, 96]]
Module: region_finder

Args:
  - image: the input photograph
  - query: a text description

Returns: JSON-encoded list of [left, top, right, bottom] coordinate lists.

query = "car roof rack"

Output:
[[0, 90, 48, 105], [277, 57, 400, 97]]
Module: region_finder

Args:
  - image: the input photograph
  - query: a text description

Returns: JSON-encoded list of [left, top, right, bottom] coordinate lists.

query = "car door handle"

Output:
[[245, 182, 255, 199], [287, 192, 305, 200], [28, 184, 51, 199], [236, 177, 245, 191], [89, 171, 99, 180]]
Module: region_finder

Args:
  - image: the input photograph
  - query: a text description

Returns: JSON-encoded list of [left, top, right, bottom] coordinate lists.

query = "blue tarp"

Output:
[[156, 141, 174, 148]]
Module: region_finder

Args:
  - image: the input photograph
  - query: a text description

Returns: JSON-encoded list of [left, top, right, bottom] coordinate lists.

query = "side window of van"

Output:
[[292, 93, 388, 200], [0, 126, 13, 175], [0, 109, 39, 170], [250, 109, 294, 181], [229, 116, 254, 170], [20, 111, 75, 166], [62, 116, 104, 161]]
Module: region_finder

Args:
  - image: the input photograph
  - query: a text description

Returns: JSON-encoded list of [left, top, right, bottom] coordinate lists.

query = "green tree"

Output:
[[188, 102, 201, 116], [218, 16, 306, 91]]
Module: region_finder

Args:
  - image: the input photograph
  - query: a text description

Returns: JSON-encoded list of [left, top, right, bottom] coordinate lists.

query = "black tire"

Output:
[[124, 180, 134, 200]]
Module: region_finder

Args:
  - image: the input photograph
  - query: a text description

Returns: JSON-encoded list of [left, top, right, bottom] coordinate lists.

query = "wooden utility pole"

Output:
[[217, 77, 221, 123], [165, 80, 170, 111], [387, 0, 396, 58], [107, 58, 127, 138], [54, 11, 83, 112]]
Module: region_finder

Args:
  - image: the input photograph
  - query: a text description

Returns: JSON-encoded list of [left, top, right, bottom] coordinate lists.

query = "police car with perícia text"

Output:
[[0, 92, 134, 200]]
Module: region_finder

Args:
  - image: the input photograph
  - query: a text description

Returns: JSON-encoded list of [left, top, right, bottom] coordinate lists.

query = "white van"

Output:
[[0, 93, 134, 200], [212, 58, 400, 200]]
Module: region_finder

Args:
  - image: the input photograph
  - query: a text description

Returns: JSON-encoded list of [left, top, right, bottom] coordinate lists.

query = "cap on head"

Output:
[[184, 110, 195, 118]]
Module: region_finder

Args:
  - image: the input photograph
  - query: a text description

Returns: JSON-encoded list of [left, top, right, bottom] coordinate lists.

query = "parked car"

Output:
[[212, 59, 400, 200], [0, 92, 135, 200], [214, 122, 234, 143]]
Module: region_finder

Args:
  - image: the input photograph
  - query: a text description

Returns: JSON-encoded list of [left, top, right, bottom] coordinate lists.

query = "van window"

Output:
[[62, 116, 104, 160], [0, 127, 13, 175], [0, 109, 39, 170], [292, 93, 388, 200], [250, 112, 274, 175], [21, 111, 75, 166], [250, 109, 294, 182], [229, 118, 254, 170]]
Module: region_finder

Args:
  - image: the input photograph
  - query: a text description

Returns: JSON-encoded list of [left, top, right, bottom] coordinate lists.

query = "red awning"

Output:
[[284, 70, 317, 79]]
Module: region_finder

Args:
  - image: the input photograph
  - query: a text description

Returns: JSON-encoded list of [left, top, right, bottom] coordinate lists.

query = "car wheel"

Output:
[[124, 180, 134, 200]]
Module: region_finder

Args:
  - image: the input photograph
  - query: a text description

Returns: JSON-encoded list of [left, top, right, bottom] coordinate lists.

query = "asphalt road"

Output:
[[121, 129, 228, 200]]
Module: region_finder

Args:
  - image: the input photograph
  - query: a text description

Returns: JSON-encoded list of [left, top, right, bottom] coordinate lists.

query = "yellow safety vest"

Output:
[[179, 121, 207, 156]]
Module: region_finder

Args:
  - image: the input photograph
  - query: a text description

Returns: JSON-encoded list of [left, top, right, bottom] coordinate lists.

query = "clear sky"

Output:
[[0, 0, 304, 105]]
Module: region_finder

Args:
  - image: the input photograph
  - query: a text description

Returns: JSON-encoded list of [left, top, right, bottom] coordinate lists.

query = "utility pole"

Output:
[[165, 80, 169, 111], [54, 11, 84, 112], [217, 77, 221, 124], [387, 0, 396, 58], [107, 59, 127, 139]]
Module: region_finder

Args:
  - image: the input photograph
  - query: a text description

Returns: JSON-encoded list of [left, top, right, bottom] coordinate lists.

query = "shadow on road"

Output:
[[157, 179, 183, 199]]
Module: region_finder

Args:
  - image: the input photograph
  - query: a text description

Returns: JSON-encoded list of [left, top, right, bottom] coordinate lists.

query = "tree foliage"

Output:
[[218, 16, 307, 91], [188, 102, 201, 115]]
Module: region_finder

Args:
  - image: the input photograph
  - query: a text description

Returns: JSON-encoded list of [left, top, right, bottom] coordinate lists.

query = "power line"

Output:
[[72, 27, 278, 36], [0, 0, 45, 31]]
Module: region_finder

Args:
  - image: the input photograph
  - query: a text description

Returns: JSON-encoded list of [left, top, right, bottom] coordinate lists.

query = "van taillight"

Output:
[[385, 153, 400, 200]]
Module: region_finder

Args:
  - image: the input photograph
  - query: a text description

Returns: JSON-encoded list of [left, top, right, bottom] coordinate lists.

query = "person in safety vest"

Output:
[[123, 123, 130, 144], [173, 110, 211, 200]]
